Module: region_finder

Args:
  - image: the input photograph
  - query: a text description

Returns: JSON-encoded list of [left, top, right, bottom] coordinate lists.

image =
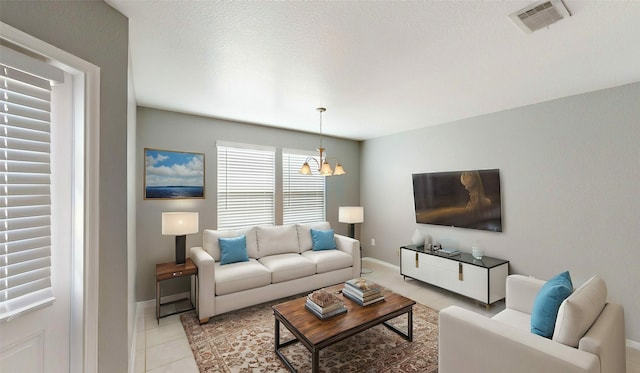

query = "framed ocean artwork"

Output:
[[144, 148, 205, 199]]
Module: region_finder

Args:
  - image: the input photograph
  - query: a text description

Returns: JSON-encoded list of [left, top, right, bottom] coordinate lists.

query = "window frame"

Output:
[[216, 141, 276, 230], [282, 149, 326, 225]]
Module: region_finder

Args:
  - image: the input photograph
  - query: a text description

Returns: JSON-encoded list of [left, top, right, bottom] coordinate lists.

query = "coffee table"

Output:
[[272, 284, 416, 373]]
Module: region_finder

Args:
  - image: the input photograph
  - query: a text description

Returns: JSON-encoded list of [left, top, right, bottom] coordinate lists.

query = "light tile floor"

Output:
[[135, 302, 200, 373], [137, 258, 640, 372]]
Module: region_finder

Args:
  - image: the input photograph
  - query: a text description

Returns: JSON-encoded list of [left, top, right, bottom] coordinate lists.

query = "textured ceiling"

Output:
[[107, 0, 640, 141]]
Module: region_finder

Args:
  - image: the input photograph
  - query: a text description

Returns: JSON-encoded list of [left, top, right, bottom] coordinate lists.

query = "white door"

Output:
[[0, 72, 74, 373]]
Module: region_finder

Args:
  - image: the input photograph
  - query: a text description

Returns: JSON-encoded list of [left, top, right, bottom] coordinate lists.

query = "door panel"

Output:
[[0, 72, 73, 373]]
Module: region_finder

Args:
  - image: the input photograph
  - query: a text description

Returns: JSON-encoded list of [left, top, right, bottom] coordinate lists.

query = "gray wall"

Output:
[[0, 1, 130, 371], [361, 82, 640, 341], [136, 107, 361, 301]]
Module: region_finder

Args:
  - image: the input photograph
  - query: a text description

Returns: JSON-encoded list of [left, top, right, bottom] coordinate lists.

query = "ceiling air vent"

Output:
[[509, 0, 571, 33]]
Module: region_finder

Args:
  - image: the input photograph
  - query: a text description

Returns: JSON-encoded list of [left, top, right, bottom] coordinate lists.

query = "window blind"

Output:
[[1, 47, 62, 321], [217, 142, 275, 230], [282, 150, 326, 224]]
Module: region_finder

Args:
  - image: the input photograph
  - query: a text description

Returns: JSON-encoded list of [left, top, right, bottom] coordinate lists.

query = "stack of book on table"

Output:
[[342, 278, 385, 306], [437, 247, 460, 257], [305, 289, 347, 320]]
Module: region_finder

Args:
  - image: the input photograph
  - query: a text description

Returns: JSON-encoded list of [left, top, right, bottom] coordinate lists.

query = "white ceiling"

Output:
[[107, 0, 640, 141]]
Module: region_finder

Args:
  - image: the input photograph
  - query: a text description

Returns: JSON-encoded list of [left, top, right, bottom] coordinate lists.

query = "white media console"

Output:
[[400, 244, 509, 306]]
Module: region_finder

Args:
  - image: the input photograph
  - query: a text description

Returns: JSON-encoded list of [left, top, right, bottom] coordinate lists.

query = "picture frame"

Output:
[[144, 148, 205, 199]]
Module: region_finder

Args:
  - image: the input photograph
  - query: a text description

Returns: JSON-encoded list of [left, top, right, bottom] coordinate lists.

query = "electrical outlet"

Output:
[[371, 238, 376, 246]]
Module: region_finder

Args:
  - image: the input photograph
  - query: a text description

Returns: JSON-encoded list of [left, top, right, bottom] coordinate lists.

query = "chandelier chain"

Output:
[[317, 107, 325, 151]]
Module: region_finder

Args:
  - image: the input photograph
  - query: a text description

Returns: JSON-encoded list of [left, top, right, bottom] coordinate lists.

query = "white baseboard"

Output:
[[160, 291, 191, 305], [136, 291, 192, 312], [628, 339, 640, 350], [138, 299, 155, 309], [128, 332, 137, 373], [362, 256, 399, 271], [128, 302, 145, 373]]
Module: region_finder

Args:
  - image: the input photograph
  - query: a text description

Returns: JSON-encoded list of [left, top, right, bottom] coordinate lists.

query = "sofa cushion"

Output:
[[530, 271, 573, 338], [258, 254, 316, 283], [215, 259, 271, 295], [203, 227, 258, 261], [301, 250, 353, 274], [219, 235, 249, 265], [296, 221, 331, 252], [256, 225, 299, 257], [492, 309, 531, 333], [552, 275, 607, 348], [310, 228, 337, 250]]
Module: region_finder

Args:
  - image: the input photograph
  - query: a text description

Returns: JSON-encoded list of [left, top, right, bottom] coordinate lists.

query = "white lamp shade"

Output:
[[338, 206, 364, 224], [162, 212, 199, 235]]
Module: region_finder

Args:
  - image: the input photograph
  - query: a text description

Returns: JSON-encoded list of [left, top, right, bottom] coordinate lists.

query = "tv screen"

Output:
[[412, 169, 502, 232]]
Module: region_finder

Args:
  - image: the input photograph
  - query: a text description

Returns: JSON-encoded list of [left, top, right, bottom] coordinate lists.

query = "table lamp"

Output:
[[162, 212, 199, 265]]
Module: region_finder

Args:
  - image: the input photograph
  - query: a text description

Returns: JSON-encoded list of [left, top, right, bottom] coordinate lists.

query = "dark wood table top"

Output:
[[156, 258, 197, 281], [272, 284, 416, 346]]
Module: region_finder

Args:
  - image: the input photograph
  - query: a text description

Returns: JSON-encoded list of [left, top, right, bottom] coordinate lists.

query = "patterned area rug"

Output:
[[180, 294, 439, 373]]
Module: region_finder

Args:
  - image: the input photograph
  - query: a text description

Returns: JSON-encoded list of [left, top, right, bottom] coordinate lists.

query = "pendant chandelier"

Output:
[[299, 107, 346, 176]]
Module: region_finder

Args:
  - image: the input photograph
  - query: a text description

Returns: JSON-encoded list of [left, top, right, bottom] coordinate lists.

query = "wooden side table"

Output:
[[156, 258, 198, 324]]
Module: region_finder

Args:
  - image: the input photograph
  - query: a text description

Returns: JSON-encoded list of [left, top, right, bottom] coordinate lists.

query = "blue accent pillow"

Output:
[[219, 235, 249, 265], [531, 271, 573, 338], [310, 229, 337, 251]]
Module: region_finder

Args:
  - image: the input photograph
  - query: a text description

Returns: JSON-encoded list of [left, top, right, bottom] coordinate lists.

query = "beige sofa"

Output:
[[190, 222, 360, 323], [439, 274, 626, 373]]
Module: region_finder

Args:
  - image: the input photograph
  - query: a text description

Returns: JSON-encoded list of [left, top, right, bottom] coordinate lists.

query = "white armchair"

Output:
[[439, 274, 626, 373]]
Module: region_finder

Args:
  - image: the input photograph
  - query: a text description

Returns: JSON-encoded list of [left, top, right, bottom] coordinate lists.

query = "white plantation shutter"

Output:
[[282, 150, 325, 224], [217, 142, 275, 230], [1, 46, 63, 321]]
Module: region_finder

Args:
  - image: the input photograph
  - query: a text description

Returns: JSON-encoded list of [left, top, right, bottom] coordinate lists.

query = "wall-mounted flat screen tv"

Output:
[[412, 169, 502, 232]]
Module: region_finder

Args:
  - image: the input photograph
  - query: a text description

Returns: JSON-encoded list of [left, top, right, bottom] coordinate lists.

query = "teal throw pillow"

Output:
[[531, 271, 573, 338], [219, 235, 249, 265], [310, 229, 337, 251]]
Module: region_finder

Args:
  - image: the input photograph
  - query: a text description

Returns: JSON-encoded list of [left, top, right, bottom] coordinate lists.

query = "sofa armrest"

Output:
[[439, 306, 599, 373], [579, 302, 626, 373], [190, 246, 215, 323], [334, 234, 360, 278], [506, 274, 546, 314]]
